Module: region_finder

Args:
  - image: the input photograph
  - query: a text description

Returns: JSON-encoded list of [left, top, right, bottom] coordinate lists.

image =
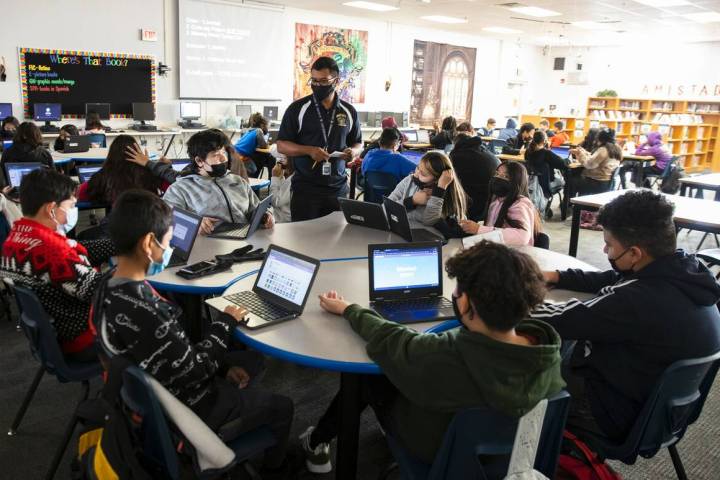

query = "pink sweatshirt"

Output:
[[477, 196, 536, 246]]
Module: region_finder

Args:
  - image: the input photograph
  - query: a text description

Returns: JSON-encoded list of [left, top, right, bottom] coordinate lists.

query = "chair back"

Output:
[[12, 284, 101, 382], [661, 156, 679, 179], [535, 232, 550, 250], [86, 133, 107, 148], [608, 166, 621, 191], [121, 366, 181, 480], [487, 139, 507, 155], [364, 170, 400, 204]]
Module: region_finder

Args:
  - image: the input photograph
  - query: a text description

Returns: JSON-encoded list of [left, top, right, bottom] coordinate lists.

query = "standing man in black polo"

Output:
[[277, 57, 363, 221]]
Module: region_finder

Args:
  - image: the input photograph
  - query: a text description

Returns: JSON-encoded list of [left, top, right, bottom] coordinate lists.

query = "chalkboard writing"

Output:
[[20, 48, 155, 118]]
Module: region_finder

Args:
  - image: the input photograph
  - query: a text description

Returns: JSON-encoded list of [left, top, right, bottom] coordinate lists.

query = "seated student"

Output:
[[163, 129, 274, 235], [524, 130, 569, 199], [502, 122, 535, 155], [532, 190, 720, 441], [300, 241, 563, 471], [620, 131, 672, 188], [578, 127, 600, 152], [460, 162, 540, 246], [449, 127, 500, 221], [1, 116, 19, 140], [80, 135, 165, 206], [478, 117, 496, 137], [53, 124, 80, 152], [234, 112, 273, 177], [386, 151, 467, 226], [96, 190, 295, 477], [430, 116, 456, 150], [456, 121, 475, 136], [360, 117, 406, 159], [497, 118, 518, 142], [539, 119, 555, 138], [549, 121, 570, 148], [269, 149, 293, 223], [83, 112, 107, 134], [0, 122, 54, 181], [361, 128, 417, 184], [0, 168, 114, 361], [569, 128, 622, 195]]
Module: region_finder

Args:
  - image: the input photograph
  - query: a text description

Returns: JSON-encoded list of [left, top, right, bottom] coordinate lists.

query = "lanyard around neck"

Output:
[[312, 95, 337, 151]]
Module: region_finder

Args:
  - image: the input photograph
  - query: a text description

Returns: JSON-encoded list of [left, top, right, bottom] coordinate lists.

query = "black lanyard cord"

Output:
[[213, 178, 236, 224], [312, 95, 337, 150]]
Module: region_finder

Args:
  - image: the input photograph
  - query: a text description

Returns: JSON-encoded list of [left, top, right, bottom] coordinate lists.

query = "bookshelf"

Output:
[[583, 97, 720, 173], [519, 114, 586, 144]]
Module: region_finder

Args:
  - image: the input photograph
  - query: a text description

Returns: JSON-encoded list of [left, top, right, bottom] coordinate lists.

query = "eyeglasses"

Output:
[[307, 77, 337, 87]]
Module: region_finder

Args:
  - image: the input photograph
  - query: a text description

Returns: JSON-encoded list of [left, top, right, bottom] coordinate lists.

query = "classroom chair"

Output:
[[576, 351, 720, 480], [644, 155, 679, 190], [535, 232, 550, 250], [487, 139, 506, 156], [85, 133, 107, 148], [8, 284, 103, 480], [362, 171, 400, 204], [118, 366, 277, 479], [379, 391, 571, 480], [696, 249, 720, 279]]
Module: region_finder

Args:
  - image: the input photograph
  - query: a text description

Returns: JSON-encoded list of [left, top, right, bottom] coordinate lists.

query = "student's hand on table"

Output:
[[271, 163, 283, 178], [412, 189, 431, 206], [200, 217, 220, 235], [308, 147, 330, 164], [543, 271, 560, 286], [319, 290, 350, 316], [262, 213, 275, 229], [459, 219, 480, 234], [438, 169, 454, 189], [226, 366, 250, 389], [126, 144, 151, 167], [223, 305, 249, 323]]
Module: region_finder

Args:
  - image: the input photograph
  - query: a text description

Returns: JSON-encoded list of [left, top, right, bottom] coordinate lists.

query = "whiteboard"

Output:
[[178, 0, 285, 100]]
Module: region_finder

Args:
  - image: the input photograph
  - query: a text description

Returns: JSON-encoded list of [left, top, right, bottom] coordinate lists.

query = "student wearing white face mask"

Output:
[[0, 168, 115, 361]]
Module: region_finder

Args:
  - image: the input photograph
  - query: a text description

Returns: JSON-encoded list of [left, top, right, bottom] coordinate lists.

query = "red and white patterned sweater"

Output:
[[1, 218, 113, 353]]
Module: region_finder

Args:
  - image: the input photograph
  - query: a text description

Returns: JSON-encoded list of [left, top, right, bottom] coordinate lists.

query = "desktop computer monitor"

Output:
[[85, 103, 111, 120], [0, 103, 12, 119], [132, 102, 155, 122], [34, 103, 62, 122], [180, 101, 201, 120], [263, 106, 278, 121], [357, 111, 369, 126], [236, 104, 252, 120]]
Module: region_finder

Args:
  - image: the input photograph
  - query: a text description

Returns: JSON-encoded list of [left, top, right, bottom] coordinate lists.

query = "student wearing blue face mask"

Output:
[[95, 189, 298, 479], [0, 168, 114, 361]]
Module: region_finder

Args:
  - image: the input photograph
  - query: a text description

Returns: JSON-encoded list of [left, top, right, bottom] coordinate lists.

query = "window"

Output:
[[440, 55, 469, 119]]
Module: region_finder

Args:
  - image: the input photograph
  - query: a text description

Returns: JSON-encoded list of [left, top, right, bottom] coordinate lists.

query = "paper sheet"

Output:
[[461, 229, 504, 249], [504, 399, 550, 480]]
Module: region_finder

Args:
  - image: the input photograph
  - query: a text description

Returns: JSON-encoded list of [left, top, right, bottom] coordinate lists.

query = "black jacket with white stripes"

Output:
[[531, 250, 720, 439]]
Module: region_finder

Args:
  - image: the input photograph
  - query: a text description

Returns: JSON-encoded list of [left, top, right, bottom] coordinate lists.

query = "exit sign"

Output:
[[141, 29, 158, 42]]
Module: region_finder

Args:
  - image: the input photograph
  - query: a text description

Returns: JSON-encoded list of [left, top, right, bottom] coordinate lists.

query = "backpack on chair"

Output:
[[660, 167, 684, 195], [555, 431, 622, 480]]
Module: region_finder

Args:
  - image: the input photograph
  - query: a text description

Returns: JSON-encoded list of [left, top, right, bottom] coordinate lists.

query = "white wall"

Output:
[[0, 0, 541, 130], [529, 41, 720, 115]]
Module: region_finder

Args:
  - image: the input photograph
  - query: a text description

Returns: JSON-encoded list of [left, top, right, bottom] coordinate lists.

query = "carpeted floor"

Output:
[[1, 203, 720, 479]]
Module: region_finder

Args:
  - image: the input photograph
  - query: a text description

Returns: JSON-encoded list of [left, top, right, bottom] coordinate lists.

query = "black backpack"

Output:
[[660, 166, 684, 194]]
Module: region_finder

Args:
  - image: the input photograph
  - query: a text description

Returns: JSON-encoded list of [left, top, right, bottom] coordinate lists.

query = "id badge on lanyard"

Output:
[[313, 96, 336, 176]]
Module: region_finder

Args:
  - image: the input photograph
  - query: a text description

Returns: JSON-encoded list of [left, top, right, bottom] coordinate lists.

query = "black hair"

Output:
[[87, 134, 162, 204], [539, 119, 550, 127], [526, 130, 547, 156], [60, 124, 79, 136], [379, 127, 401, 148], [19, 167, 76, 216], [520, 122, 535, 134], [2, 116, 19, 130], [311, 56, 340, 76], [248, 112, 268, 132], [485, 161, 530, 231], [85, 112, 104, 130], [457, 121, 474, 133], [553, 120, 564, 130], [446, 240, 546, 331], [597, 190, 676, 258], [596, 128, 623, 160], [186, 129, 228, 170], [441, 116, 457, 132], [580, 128, 600, 151], [109, 189, 173, 256]]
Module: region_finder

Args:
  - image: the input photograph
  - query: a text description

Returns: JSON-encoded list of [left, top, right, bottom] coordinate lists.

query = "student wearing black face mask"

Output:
[[532, 190, 720, 442], [276, 57, 363, 221], [163, 129, 274, 235], [459, 162, 542, 246]]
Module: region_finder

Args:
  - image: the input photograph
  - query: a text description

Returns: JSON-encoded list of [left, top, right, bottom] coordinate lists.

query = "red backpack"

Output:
[[555, 431, 622, 480]]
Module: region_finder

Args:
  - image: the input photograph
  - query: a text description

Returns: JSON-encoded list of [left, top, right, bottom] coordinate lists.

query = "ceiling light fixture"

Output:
[[343, 1, 399, 11], [633, 0, 691, 7], [508, 6, 562, 17], [482, 26, 523, 33], [420, 15, 468, 23], [572, 20, 615, 29]]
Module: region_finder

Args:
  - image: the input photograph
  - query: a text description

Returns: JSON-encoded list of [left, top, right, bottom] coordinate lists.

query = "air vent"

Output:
[[554, 57, 566, 71], [496, 2, 525, 7]]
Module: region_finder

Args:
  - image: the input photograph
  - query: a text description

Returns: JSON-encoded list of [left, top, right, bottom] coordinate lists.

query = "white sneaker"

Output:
[[299, 426, 332, 474]]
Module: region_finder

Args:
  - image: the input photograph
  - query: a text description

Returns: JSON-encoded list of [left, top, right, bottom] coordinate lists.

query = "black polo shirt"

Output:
[[278, 93, 362, 195]]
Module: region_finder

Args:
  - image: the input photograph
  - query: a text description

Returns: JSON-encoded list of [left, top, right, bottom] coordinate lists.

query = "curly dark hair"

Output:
[[445, 240, 546, 331], [597, 190, 676, 258]]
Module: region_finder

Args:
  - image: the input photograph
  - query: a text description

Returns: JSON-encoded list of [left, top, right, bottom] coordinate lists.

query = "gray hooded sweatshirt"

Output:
[[387, 173, 446, 226]]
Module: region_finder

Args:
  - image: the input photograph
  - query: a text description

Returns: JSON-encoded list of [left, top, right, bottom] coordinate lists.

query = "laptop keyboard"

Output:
[[215, 224, 250, 238], [225, 291, 291, 321], [376, 297, 454, 313]]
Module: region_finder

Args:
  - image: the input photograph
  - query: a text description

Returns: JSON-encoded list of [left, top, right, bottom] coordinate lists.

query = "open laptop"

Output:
[[368, 242, 454, 324], [171, 160, 190, 172], [168, 208, 203, 268], [209, 194, 273, 240], [77, 165, 102, 183], [417, 129, 430, 143], [382, 196, 446, 244], [339, 198, 389, 231], [205, 244, 321, 329], [401, 130, 418, 143], [63, 135, 91, 153], [4, 163, 42, 200]]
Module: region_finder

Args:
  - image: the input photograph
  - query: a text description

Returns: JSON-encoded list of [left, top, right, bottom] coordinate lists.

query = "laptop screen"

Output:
[[171, 161, 190, 172], [417, 130, 430, 143], [171, 209, 201, 254], [256, 248, 317, 307], [402, 130, 418, 142], [5, 163, 42, 188], [78, 166, 102, 183], [371, 245, 440, 292]]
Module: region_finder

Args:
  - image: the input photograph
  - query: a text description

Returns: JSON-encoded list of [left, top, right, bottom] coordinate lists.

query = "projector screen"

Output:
[[178, 0, 285, 100]]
